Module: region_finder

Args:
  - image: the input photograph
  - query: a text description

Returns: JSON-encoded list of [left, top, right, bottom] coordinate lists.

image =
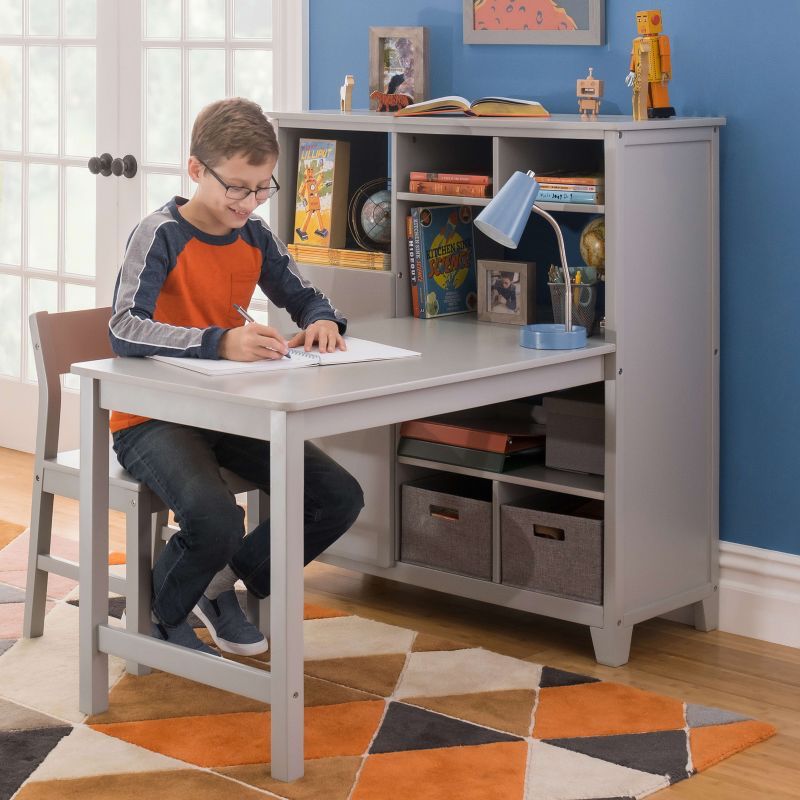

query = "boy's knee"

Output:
[[332, 473, 364, 530]]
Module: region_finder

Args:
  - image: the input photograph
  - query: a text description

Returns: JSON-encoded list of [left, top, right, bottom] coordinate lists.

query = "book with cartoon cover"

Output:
[[293, 138, 350, 248], [410, 205, 478, 318]]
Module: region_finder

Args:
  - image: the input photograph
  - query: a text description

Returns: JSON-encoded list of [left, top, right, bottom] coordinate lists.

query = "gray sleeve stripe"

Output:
[[111, 212, 204, 352]]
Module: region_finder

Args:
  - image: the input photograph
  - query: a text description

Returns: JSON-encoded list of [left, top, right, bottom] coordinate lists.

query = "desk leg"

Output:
[[269, 411, 305, 781], [78, 376, 110, 714]]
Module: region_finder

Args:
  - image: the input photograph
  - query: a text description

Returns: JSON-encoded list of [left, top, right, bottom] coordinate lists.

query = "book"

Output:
[[409, 205, 478, 318], [409, 172, 491, 186], [534, 171, 603, 187], [149, 337, 420, 376], [397, 437, 543, 473], [538, 182, 604, 192], [293, 138, 350, 249], [395, 95, 549, 118], [536, 189, 601, 204], [399, 418, 544, 454], [287, 243, 390, 270], [409, 180, 490, 198], [406, 214, 421, 318]]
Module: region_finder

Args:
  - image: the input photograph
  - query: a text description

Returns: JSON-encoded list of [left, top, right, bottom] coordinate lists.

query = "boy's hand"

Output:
[[220, 323, 289, 361], [287, 320, 345, 353]]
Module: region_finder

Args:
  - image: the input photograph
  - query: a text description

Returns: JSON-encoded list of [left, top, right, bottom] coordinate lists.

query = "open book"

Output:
[[149, 336, 420, 376], [395, 95, 549, 118]]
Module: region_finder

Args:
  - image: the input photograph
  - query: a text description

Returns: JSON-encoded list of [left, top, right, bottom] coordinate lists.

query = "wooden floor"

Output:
[[2, 445, 798, 799]]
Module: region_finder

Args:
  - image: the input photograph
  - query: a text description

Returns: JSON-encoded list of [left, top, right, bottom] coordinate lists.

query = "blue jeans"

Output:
[[112, 419, 364, 627]]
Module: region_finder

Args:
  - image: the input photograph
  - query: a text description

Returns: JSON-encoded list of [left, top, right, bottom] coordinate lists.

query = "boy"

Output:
[[108, 98, 364, 656]]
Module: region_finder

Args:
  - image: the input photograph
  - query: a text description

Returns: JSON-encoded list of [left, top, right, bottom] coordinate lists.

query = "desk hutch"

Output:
[[267, 111, 723, 666]]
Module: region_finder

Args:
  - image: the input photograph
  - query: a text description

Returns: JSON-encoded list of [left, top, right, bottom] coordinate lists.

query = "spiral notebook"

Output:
[[149, 336, 420, 376]]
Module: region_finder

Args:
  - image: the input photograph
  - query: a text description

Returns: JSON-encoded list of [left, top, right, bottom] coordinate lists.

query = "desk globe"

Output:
[[579, 216, 605, 272], [348, 178, 391, 251]]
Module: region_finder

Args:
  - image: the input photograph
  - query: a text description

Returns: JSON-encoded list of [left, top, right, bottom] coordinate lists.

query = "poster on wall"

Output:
[[463, 0, 604, 45]]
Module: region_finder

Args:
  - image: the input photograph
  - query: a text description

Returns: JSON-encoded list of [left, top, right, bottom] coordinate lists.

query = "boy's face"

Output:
[[189, 152, 277, 232]]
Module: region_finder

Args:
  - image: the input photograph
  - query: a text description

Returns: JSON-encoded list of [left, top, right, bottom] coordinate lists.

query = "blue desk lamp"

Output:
[[474, 170, 587, 350]]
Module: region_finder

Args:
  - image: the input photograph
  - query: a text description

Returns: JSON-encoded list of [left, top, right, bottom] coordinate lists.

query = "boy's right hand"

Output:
[[220, 323, 289, 361]]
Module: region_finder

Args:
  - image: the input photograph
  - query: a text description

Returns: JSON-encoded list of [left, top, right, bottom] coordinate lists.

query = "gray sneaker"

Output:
[[152, 618, 220, 656], [121, 611, 219, 656], [193, 590, 269, 656]]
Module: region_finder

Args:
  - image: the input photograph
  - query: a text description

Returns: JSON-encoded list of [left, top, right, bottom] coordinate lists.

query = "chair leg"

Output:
[[23, 477, 54, 639], [125, 494, 156, 676], [245, 490, 271, 638]]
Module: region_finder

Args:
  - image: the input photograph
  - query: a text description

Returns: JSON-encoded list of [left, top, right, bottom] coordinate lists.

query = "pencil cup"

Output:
[[549, 280, 598, 334]]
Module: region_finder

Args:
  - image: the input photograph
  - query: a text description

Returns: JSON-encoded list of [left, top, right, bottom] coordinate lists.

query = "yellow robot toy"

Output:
[[295, 164, 329, 241], [625, 9, 675, 120]]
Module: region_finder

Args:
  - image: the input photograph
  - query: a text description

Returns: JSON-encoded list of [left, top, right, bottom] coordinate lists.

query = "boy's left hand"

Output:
[[287, 320, 346, 353]]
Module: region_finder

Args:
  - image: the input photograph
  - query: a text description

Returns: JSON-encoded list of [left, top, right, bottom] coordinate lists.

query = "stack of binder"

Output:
[[398, 414, 544, 473]]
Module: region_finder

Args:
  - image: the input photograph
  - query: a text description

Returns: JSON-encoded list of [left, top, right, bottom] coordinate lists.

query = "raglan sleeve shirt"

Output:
[[108, 198, 346, 360]]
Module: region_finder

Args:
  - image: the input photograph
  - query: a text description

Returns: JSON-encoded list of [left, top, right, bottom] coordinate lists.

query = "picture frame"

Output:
[[368, 26, 429, 109], [477, 260, 536, 325], [463, 0, 604, 46]]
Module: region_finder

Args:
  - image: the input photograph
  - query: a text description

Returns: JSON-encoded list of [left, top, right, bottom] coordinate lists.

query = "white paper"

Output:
[[149, 336, 420, 376]]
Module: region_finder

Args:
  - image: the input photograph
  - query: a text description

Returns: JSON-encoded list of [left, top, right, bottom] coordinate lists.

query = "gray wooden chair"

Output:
[[25, 307, 268, 671]]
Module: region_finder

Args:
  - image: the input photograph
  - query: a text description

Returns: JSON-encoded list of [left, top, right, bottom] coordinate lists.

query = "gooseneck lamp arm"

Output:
[[530, 198, 572, 333]]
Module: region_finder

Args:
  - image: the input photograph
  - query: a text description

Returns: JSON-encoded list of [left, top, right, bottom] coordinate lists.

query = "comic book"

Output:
[[293, 138, 350, 248], [409, 205, 478, 318]]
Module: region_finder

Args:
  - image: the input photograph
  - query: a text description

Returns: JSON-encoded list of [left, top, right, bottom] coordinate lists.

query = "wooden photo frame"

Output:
[[368, 26, 428, 111], [477, 260, 536, 325], [463, 0, 604, 46]]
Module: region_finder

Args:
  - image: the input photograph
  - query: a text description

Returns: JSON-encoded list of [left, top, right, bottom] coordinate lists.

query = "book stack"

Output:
[[408, 171, 491, 199], [398, 413, 545, 473], [535, 171, 604, 205], [288, 243, 390, 271]]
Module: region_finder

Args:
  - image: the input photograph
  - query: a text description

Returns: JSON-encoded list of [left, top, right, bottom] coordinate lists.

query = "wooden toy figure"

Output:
[[577, 67, 603, 120], [625, 9, 675, 119], [340, 74, 354, 112]]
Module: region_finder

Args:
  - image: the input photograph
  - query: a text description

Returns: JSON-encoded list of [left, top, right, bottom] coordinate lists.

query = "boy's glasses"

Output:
[[198, 159, 280, 202]]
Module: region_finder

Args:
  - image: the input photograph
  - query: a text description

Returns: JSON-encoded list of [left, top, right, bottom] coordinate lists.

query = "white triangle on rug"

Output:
[[27, 724, 188, 782], [0, 602, 125, 723], [395, 648, 542, 699], [303, 615, 415, 661], [525, 740, 670, 800]]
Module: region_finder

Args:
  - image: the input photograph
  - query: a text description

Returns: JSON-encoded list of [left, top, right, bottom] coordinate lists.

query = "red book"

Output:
[[405, 215, 420, 318], [409, 180, 489, 198], [409, 171, 491, 186], [400, 418, 543, 454]]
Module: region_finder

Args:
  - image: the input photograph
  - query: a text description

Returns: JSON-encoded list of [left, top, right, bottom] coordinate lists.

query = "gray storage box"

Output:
[[501, 492, 603, 604], [544, 384, 604, 475], [401, 474, 492, 580]]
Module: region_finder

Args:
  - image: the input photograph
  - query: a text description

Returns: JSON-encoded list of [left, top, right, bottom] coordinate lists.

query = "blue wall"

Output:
[[308, 0, 800, 557]]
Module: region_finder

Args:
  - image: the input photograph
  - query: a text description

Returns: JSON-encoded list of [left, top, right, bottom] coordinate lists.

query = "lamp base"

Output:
[[520, 323, 587, 350]]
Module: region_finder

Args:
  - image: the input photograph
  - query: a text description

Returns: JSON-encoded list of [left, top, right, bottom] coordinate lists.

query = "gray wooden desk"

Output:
[[73, 315, 614, 781]]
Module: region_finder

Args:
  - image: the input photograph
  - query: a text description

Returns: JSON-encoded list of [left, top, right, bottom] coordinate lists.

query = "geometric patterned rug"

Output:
[[0, 529, 777, 800]]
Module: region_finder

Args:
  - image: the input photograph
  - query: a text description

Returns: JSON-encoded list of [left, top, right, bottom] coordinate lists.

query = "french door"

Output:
[[0, 0, 283, 452]]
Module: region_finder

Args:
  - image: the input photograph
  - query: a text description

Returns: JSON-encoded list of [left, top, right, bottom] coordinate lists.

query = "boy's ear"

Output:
[[187, 156, 204, 183]]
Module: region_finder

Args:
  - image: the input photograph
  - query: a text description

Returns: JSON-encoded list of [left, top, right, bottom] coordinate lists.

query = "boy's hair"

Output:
[[190, 97, 279, 167], [499, 271, 516, 280]]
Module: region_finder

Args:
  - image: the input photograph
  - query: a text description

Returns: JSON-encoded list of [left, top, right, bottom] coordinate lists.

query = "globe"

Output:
[[579, 216, 605, 269], [359, 188, 392, 246]]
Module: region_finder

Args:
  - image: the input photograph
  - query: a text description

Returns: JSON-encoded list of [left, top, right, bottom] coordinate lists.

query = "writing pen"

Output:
[[232, 303, 291, 359]]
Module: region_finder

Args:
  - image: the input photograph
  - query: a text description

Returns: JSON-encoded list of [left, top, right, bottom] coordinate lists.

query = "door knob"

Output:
[[87, 153, 112, 177], [111, 154, 138, 179]]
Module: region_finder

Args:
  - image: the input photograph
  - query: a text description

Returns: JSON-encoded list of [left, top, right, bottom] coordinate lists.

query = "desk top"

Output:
[[72, 316, 615, 413]]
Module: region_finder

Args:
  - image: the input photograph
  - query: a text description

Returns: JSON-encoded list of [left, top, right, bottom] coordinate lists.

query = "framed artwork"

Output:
[[463, 0, 604, 45], [368, 26, 428, 109], [477, 260, 536, 325]]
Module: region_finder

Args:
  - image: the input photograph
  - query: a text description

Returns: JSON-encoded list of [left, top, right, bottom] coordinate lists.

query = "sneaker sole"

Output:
[[192, 603, 269, 656]]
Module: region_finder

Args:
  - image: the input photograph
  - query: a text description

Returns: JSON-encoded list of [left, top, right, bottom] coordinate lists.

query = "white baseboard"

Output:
[[662, 542, 800, 649]]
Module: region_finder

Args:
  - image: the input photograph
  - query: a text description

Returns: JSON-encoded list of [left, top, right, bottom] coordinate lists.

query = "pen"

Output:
[[232, 304, 291, 359]]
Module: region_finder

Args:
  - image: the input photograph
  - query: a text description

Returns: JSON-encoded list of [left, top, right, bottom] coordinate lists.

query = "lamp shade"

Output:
[[474, 170, 540, 248]]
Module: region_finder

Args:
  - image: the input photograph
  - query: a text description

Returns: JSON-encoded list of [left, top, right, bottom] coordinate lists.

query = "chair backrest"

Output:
[[30, 306, 114, 461]]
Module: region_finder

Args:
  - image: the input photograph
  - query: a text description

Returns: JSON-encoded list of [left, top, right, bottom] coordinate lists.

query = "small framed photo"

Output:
[[463, 0, 604, 46], [477, 260, 536, 325], [368, 26, 428, 109]]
